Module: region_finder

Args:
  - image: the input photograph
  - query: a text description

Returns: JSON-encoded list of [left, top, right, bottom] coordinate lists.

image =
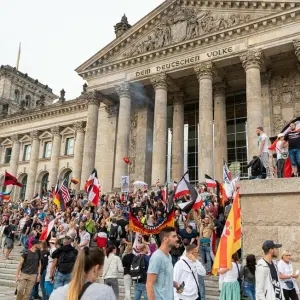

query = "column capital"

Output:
[[240, 49, 264, 70], [213, 81, 228, 97], [30, 130, 40, 140], [150, 73, 169, 90], [293, 39, 300, 61], [171, 90, 185, 105], [261, 71, 272, 85], [86, 90, 102, 106], [11, 134, 20, 143], [105, 104, 119, 118], [73, 121, 85, 133], [194, 61, 215, 81], [115, 82, 132, 98], [51, 126, 60, 135]]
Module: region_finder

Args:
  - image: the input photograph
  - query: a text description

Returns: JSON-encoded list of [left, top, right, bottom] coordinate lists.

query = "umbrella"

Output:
[[133, 181, 148, 186]]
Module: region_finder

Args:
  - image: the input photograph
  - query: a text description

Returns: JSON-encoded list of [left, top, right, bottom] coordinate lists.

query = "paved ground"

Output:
[[0, 286, 15, 300]]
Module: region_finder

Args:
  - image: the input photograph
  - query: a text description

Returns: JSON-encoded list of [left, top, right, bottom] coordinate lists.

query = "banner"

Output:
[[129, 210, 175, 235], [121, 176, 130, 193]]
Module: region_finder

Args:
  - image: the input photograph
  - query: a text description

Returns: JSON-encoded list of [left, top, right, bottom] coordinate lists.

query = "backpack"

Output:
[[130, 255, 146, 283], [56, 249, 78, 274], [109, 224, 119, 240]]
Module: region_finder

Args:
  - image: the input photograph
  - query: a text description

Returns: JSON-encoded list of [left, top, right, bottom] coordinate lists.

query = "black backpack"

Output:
[[57, 249, 77, 274], [130, 255, 146, 283], [109, 224, 119, 240]]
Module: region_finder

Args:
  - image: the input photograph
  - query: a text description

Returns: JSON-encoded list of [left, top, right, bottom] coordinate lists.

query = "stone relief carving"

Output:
[[270, 71, 300, 133], [36, 95, 46, 109], [240, 50, 263, 70], [124, 8, 250, 57], [150, 73, 169, 90], [86, 90, 103, 105], [105, 104, 119, 118]]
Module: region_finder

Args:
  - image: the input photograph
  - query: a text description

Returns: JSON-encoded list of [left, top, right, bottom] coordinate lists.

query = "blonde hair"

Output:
[[67, 247, 105, 300]]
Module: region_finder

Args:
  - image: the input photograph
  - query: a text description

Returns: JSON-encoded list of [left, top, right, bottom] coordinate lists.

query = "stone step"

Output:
[[0, 272, 15, 281], [0, 262, 19, 269], [0, 268, 15, 274], [0, 278, 17, 288], [0, 259, 19, 265]]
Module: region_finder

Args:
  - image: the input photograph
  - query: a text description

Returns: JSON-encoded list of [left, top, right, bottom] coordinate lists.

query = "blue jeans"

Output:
[[200, 245, 212, 273], [198, 275, 206, 300], [53, 272, 71, 290], [243, 282, 255, 300], [30, 281, 39, 299], [40, 269, 47, 300], [134, 282, 148, 300], [44, 281, 54, 297], [289, 149, 300, 167], [23, 236, 29, 252]]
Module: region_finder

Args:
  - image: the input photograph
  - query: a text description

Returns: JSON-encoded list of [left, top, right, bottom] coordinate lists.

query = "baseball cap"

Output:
[[262, 240, 282, 252], [278, 133, 284, 138]]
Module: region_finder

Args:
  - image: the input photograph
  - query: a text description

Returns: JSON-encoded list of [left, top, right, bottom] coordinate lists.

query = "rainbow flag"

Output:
[[212, 191, 241, 275]]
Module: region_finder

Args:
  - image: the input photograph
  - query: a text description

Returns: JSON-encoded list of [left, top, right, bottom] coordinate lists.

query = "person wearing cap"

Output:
[[256, 126, 272, 179], [16, 239, 42, 300], [277, 250, 299, 300], [276, 133, 288, 178], [256, 240, 284, 300]]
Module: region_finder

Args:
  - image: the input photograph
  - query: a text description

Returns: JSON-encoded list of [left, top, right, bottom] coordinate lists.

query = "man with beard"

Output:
[[146, 227, 182, 300], [256, 240, 284, 300], [256, 126, 271, 179]]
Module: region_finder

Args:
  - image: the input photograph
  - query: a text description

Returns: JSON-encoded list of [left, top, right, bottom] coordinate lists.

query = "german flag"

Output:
[[129, 210, 175, 235], [53, 180, 60, 207], [71, 177, 79, 185]]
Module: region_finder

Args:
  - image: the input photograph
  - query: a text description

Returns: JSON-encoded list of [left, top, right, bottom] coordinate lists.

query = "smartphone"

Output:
[[296, 270, 299, 275], [177, 281, 185, 291]]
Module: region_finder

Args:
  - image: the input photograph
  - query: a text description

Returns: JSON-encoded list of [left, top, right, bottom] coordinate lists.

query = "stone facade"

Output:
[[240, 179, 300, 269], [1, 0, 300, 197]]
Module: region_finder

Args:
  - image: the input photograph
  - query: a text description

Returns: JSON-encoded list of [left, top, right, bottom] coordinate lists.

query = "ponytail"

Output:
[[67, 247, 105, 300]]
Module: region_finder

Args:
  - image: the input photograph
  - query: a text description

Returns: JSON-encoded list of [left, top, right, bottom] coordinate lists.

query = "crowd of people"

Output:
[[0, 128, 299, 300]]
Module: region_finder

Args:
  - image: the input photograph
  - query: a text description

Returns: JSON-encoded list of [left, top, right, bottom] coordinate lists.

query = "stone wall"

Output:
[[270, 70, 300, 135], [240, 178, 300, 270]]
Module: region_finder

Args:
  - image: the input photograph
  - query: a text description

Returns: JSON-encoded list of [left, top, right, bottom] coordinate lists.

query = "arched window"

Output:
[[25, 95, 31, 108], [63, 170, 72, 184], [20, 175, 28, 200], [14, 89, 20, 102], [41, 173, 49, 196]]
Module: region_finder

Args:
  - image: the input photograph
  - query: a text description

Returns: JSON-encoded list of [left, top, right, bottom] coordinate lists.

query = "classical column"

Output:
[[240, 50, 264, 160], [172, 91, 184, 182], [150, 73, 168, 185], [194, 62, 215, 182], [25, 131, 40, 199], [81, 91, 101, 190], [213, 81, 227, 181], [113, 82, 132, 189], [73, 122, 85, 193], [10, 134, 20, 176], [49, 126, 61, 188]]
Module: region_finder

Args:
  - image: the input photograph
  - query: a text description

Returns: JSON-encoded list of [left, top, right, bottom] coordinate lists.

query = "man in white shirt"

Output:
[[276, 133, 288, 178], [256, 126, 271, 179]]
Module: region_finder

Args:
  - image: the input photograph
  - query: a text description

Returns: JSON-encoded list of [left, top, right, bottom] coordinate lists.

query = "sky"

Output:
[[0, 0, 165, 99]]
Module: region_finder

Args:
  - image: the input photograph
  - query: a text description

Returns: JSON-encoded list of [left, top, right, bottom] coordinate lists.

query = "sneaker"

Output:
[[33, 296, 42, 300]]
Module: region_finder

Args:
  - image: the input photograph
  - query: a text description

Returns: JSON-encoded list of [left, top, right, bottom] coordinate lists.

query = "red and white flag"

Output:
[[205, 174, 217, 188], [86, 169, 100, 207], [40, 219, 55, 241], [174, 172, 190, 199]]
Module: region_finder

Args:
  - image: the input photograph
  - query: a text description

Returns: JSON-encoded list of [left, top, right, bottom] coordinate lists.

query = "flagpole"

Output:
[[16, 42, 21, 70]]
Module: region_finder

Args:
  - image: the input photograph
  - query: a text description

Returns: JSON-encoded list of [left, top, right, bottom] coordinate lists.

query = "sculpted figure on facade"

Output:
[[124, 7, 251, 57], [36, 95, 45, 109]]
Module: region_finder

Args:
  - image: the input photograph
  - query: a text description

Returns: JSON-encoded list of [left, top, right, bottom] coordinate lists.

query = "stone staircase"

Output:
[[0, 244, 220, 299]]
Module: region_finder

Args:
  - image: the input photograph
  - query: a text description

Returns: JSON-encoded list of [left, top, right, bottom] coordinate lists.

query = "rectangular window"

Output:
[[65, 137, 74, 155], [23, 145, 31, 161], [43, 142, 52, 158], [4, 148, 12, 164]]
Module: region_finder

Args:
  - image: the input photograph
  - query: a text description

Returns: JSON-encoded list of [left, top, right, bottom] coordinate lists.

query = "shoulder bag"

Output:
[[182, 259, 201, 300]]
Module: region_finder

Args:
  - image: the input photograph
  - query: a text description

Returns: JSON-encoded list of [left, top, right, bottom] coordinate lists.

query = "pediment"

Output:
[[60, 127, 75, 136], [19, 135, 31, 144], [1, 138, 12, 146], [39, 131, 52, 140], [76, 0, 299, 76]]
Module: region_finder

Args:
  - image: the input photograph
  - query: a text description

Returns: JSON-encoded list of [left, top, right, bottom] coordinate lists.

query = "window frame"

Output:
[[65, 137, 74, 156], [43, 141, 52, 159], [23, 144, 31, 161], [4, 147, 12, 164]]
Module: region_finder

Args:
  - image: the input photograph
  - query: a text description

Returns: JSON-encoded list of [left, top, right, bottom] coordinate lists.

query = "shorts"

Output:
[[5, 238, 14, 249]]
